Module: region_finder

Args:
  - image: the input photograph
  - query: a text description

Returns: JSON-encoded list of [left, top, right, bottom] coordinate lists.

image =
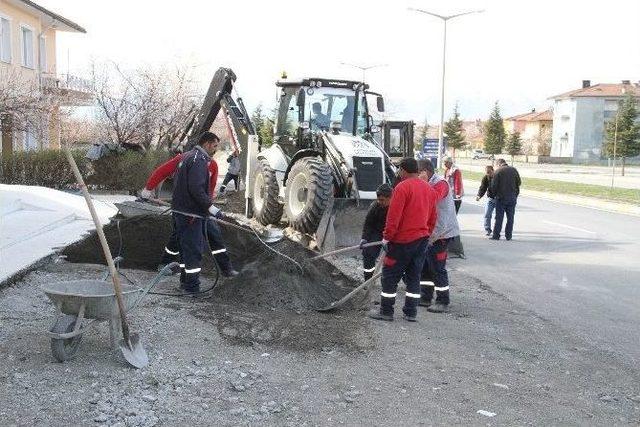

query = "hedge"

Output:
[[0, 149, 89, 188], [0, 149, 171, 193]]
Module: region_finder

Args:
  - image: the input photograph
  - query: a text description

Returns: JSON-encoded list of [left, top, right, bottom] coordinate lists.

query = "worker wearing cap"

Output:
[[140, 145, 238, 279], [417, 159, 460, 313], [359, 183, 393, 281], [169, 132, 234, 293], [443, 156, 464, 214], [369, 158, 438, 322]]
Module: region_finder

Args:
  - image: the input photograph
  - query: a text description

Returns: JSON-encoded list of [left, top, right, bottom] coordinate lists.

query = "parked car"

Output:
[[471, 149, 495, 160]]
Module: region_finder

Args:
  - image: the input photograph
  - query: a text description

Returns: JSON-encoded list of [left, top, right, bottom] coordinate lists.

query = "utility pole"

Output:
[[408, 8, 484, 168]]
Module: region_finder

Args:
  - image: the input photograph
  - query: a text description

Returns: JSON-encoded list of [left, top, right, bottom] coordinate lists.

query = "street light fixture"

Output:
[[340, 62, 388, 83], [408, 7, 484, 168]]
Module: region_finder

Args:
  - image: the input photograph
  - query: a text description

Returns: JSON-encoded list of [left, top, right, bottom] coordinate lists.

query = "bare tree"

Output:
[[0, 68, 60, 147], [92, 62, 201, 150]]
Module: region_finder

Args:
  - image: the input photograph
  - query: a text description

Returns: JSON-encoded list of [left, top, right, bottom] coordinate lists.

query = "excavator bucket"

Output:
[[315, 197, 372, 253]]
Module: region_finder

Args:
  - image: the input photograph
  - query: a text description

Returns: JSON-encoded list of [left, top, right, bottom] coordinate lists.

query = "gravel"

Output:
[[1, 255, 639, 425]]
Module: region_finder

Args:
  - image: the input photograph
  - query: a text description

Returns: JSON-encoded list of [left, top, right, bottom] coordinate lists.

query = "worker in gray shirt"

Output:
[[219, 149, 241, 195]]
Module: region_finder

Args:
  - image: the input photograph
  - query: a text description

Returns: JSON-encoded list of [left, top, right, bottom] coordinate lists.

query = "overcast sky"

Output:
[[42, 0, 640, 123]]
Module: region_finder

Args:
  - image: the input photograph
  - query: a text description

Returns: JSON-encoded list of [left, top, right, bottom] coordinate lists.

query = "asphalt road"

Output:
[[453, 193, 640, 367]]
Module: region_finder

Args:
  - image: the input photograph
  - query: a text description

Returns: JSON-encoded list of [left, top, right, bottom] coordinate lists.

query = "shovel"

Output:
[[65, 149, 148, 369], [307, 241, 382, 262], [316, 254, 384, 312]]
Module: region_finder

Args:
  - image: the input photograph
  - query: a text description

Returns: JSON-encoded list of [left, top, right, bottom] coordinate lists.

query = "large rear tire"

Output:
[[284, 157, 333, 234], [252, 158, 283, 225]]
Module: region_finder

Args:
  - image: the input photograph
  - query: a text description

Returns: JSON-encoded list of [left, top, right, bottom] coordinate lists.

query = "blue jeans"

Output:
[[493, 196, 517, 240], [484, 198, 496, 233]]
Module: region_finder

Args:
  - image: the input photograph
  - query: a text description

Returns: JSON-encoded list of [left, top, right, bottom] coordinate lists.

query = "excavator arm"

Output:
[[180, 67, 255, 182]]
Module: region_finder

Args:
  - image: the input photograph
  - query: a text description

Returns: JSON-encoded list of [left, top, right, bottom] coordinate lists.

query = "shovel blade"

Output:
[[119, 333, 148, 369]]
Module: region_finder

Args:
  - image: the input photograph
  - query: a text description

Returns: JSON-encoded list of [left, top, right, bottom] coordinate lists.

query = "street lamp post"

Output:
[[340, 62, 388, 83], [408, 8, 483, 168], [611, 112, 619, 189]]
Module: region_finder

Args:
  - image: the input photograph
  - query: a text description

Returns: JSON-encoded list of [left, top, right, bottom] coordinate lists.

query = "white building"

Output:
[[549, 80, 640, 160]]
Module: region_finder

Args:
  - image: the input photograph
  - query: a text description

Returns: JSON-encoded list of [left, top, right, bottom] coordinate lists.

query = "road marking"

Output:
[[542, 220, 596, 235]]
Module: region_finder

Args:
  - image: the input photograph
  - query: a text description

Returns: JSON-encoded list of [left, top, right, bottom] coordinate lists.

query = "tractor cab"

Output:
[[373, 120, 415, 165], [274, 78, 384, 156]]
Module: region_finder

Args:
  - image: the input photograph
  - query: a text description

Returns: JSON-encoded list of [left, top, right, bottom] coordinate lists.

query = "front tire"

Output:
[[284, 157, 332, 234], [252, 158, 283, 225]]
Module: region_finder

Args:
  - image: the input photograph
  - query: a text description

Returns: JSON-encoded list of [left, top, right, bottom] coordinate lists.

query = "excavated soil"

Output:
[[61, 214, 358, 312]]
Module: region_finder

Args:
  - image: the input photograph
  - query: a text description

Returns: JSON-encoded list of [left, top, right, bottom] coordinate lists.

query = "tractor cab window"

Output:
[[301, 86, 369, 136], [276, 88, 300, 140], [355, 93, 368, 136]]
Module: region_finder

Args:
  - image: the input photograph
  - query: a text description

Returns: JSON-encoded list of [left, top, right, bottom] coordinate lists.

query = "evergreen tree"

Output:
[[252, 104, 274, 147], [443, 104, 465, 159], [484, 102, 506, 155], [506, 131, 522, 162], [603, 94, 640, 176]]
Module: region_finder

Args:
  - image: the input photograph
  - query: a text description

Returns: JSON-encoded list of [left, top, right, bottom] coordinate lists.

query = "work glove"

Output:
[[208, 204, 224, 219], [359, 239, 367, 249], [381, 239, 389, 252], [140, 188, 153, 199]]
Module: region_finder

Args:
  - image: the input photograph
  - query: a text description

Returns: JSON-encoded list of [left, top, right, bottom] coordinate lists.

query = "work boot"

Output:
[[418, 297, 432, 307], [402, 313, 417, 322], [221, 269, 239, 278], [368, 309, 393, 322], [427, 303, 450, 313]]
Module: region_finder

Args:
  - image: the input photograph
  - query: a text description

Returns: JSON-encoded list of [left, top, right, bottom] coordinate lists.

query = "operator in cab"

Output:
[[311, 102, 331, 130]]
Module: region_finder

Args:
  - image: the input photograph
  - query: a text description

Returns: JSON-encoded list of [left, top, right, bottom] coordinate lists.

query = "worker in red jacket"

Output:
[[443, 156, 464, 213], [369, 158, 438, 322], [140, 147, 238, 278]]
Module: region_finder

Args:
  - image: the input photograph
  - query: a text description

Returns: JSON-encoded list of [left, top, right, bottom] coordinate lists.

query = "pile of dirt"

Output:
[[62, 214, 359, 311]]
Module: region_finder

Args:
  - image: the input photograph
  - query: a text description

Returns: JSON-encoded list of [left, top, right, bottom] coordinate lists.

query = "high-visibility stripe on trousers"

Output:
[[362, 242, 382, 281], [420, 238, 452, 305], [174, 213, 205, 291], [380, 237, 429, 317]]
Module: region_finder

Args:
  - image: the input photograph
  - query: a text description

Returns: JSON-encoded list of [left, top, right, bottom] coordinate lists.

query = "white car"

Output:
[[472, 149, 495, 160]]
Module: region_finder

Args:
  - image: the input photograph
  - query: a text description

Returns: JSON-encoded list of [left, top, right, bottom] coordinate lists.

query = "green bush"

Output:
[[0, 149, 89, 188], [86, 150, 171, 194], [0, 149, 171, 193]]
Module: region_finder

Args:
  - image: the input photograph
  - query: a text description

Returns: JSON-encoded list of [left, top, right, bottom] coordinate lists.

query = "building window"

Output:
[[39, 35, 46, 72], [21, 25, 34, 69], [0, 17, 11, 63], [24, 125, 37, 151]]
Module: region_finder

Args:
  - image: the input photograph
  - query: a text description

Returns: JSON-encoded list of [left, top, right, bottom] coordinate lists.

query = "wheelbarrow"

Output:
[[42, 263, 178, 362]]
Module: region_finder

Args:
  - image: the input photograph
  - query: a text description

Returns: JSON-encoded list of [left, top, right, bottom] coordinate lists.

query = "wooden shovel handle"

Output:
[[65, 149, 131, 342]]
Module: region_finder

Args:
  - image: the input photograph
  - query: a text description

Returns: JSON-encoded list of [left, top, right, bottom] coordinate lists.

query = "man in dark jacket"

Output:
[[359, 183, 392, 280], [171, 131, 225, 293], [490, 159, 521, 241], [476, 165, 495, 236]]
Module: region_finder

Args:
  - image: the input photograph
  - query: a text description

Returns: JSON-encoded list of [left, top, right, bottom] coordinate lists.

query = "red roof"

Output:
[[550, 83, 640, 100], [505, 110, 553, 122]]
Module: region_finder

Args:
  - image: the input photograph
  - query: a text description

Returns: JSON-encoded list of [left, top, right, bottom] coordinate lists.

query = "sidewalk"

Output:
[[463, 179, 640, 217]]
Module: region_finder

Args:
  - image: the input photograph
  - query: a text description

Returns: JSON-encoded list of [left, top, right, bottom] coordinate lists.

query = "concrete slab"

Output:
[[0, 184, 129, 285]]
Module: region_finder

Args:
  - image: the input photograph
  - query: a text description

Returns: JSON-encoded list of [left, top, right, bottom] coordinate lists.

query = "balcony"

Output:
[[40, 73, 94, 106]]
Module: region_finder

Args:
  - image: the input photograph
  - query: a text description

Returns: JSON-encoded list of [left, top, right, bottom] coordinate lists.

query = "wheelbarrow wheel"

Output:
[[50, 315, 83, 362]]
